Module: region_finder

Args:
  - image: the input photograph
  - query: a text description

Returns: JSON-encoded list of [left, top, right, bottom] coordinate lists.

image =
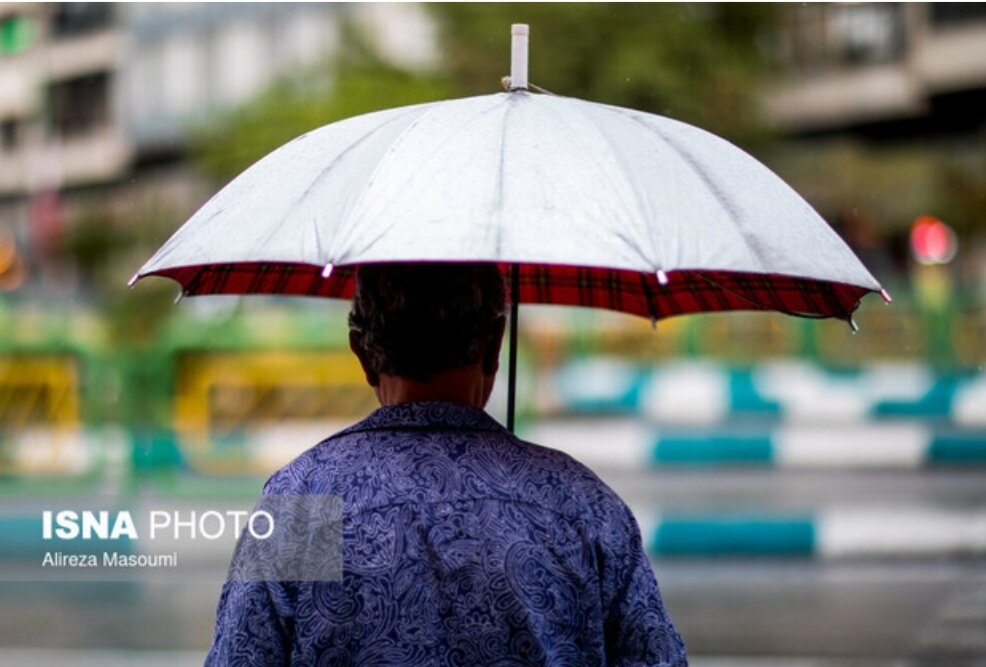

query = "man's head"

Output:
[[348, 262, 507, 407]]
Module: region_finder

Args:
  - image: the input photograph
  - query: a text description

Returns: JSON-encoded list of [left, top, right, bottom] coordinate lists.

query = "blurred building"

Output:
[[766, 3, 986, 139], [3, 2, 984, 298], [0, 2, 433, 294], [764, 3, 986, 298]]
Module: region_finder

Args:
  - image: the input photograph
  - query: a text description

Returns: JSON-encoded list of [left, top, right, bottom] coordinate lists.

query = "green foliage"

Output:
[[767, 139, 986, 236], [191, 22, 457, 184], [60, 207, 135, 288], [191, 5, 779, 185], [55, 199, 189, 347], [430, 3, 779, 144]]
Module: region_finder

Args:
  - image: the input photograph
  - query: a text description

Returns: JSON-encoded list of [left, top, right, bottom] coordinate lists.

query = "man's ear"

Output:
[[482, 316, 507, 376], [349, 330, 380, 387]]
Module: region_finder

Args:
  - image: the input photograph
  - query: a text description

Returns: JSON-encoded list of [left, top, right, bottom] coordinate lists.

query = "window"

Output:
[[0, 119, 18, 151], [831, 3, 906, 64], [47, 72, 111, 138], [50, 3, 113, 39], [780, 3, 906, 71], [929, 3, 986, 29]]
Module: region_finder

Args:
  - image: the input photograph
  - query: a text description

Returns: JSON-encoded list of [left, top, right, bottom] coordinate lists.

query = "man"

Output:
[[206, 262, 687, 666]]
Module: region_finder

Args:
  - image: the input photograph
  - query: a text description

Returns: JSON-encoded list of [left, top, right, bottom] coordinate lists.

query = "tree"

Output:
[[192, 4, 780, 184], [192, 20, 457, 184], [431, 3, 778, 145]]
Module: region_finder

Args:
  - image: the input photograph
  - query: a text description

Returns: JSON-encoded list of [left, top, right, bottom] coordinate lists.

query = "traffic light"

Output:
[[910, 215, 957, 265]]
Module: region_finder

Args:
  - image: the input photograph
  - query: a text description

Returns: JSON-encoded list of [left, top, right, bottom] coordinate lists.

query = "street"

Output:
[[2, 430, 985, 664], [2, 558, 985, 665]]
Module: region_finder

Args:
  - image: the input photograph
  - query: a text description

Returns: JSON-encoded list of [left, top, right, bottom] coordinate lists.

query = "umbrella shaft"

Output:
[[507, 263, 520, 433]]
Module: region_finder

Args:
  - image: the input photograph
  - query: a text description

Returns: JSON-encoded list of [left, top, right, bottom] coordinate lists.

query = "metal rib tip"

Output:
[[174, 290, 185, 304], [127, 272, 139, 288], [321, 263, 334, 279], [657, 270, 669, 286], [849, 318, 859, 334], [880, 288, 893, 304]]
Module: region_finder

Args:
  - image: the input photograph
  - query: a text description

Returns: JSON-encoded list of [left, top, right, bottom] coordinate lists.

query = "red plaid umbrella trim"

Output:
[[146, 261, 873, 322]]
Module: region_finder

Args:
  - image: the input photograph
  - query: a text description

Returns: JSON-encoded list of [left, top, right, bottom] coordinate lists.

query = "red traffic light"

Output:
[[910, 215, 957, 265]]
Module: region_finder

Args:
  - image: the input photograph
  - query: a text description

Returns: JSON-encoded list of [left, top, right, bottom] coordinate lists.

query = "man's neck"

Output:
[[373, 364, 493, 408]]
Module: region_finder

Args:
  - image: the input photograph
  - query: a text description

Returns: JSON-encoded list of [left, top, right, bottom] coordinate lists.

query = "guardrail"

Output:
[[0, 292, 982, 480]]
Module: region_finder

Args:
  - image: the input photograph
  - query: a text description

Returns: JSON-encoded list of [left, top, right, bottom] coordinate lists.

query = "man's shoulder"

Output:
[[509, 436, 631, 518], [261, 432, 346, 495], [261, 420, 631, 525]]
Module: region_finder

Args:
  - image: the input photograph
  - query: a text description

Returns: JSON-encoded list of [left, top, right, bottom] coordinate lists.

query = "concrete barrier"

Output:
[[636, 510, 986, 558], [523, 419, 986, 469], [539, 359, 986, 426]]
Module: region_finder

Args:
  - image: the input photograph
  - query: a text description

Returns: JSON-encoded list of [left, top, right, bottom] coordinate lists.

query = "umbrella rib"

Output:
[[609, 108, 771, 274], [262, 106, 431, 261], [694, 271, 829, 319], [564, 102, 665, 270], [534, 99, 655, 268], [300, 106, 428, 201], [638, 271, 659, 325], [335, 96, 510, 261], [142, 207, 225, 273], [493, 95, 515, 257], [321, 108, 435, 260], [312, 216, 327, 267]]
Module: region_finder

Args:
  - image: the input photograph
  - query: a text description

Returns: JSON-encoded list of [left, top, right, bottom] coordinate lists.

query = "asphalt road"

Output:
[[610, 465, 986, 665], [656, 558, 986, 665], [2, 559, 985, 665]]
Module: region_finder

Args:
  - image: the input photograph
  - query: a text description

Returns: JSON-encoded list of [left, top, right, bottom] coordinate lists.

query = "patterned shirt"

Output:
[[206, 401, 687, 666]]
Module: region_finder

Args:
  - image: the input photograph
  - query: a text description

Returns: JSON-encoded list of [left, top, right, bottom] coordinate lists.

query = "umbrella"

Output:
[[132, 24, 889, 432]]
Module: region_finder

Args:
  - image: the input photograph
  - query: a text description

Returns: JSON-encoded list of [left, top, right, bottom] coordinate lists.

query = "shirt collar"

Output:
[[333, 401, 507, 437]]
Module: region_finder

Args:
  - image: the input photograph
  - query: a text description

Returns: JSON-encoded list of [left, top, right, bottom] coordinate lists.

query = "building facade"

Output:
[[0, 2, 433, 295], [766, 3, 986, 139]]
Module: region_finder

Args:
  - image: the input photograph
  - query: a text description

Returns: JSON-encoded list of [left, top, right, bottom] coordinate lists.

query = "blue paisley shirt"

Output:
[[206, 401, 687, 666]]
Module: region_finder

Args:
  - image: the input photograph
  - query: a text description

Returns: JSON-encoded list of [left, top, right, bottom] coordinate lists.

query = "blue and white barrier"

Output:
[[538, 360, 986, 426], [2, 427, 113, 475], [636, 510, 986, 558], [523, 419, 986, 468]]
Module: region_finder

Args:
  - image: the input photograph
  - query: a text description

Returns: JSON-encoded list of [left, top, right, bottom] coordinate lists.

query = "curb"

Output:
[[541, 360, 986, 426], [523, 419, 986, 469], [638, 510, 986, 558]]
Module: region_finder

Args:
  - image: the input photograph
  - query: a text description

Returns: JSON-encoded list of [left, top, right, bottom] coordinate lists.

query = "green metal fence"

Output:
[[0, 290, 982, 483]]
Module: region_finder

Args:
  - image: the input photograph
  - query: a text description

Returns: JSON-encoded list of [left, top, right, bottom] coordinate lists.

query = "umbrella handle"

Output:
[[506, 263, 520, 432], [509, 24, 529, 91]]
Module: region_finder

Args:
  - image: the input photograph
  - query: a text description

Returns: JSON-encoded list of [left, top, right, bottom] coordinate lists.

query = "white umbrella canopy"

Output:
[[133, 25, 887, 428], [139, 90, 879, 296], [135, 45, 883, 311]]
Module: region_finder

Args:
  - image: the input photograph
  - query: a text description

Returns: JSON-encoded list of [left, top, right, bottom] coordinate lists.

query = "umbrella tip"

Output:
[[322, 263, 334, 279], [174, 289, 185, 305], [127, 272, 140, 288], [656, 270, 669, 286], [509, 23, 529, 91], [880, 288, 892, 304], [848, 317, 859, 334]]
